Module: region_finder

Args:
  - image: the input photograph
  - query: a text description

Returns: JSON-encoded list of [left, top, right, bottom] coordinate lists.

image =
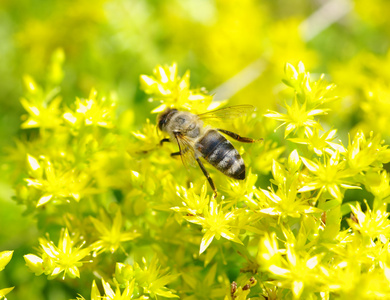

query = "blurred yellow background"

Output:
[[2, 0, 389, 147]]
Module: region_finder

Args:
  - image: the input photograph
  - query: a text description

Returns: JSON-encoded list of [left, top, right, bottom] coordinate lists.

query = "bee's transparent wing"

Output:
[[174, 132, 197, 169], [197, 105, 256, 125]]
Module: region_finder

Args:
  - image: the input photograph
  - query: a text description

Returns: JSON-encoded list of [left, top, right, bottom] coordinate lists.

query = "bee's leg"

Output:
[[160, 138, 170, 146], [217, 129, 261, 143], [196, 158, 217, 198], [171, 146, 189, 157]]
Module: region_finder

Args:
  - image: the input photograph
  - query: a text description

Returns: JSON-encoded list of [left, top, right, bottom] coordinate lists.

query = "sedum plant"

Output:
[[7, 57, 390, 299]]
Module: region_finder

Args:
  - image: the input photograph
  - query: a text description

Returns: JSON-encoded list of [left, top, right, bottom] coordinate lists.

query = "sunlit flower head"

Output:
[[24, 154, 91, 207], [184, 198, 242, 254], [63, 89, 116, 128], [140, 63, 214, 114], [90, 209, 140, 255], [299, 151, 360, 201], [348, 202, 390, 239], [24, 228, 91, 280], [289, 128, 346, 156]]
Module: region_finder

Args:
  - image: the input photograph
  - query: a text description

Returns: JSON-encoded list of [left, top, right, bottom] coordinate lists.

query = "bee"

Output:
[[157, 105, 259, 197]]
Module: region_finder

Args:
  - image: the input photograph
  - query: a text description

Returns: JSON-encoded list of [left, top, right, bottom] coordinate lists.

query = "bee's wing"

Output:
[[197, 105, 256, 125], [174, 132, 197, 169]]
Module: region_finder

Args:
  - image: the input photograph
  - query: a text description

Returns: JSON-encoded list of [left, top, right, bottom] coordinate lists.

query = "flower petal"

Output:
[[200, 231, 215, 254]]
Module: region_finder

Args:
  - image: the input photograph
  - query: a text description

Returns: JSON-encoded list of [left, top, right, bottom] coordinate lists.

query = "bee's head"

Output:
[[157, 108, 178, 131]]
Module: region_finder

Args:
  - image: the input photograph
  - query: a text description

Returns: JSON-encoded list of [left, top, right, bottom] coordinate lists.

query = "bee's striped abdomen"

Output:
[[197, 130, 245, 180]]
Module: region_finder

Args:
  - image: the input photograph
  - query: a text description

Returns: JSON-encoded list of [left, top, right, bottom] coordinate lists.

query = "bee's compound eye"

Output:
[[157, 108, 177, 131], [158, 118, 166, 130], [176, 116, 186, 125], [188, 123, 196, 130]]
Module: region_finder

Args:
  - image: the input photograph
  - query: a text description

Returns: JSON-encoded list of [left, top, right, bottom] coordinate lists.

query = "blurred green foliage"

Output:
[[1, 0, 390, 299]]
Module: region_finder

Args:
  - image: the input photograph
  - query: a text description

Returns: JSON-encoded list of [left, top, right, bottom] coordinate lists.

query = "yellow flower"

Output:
[[100, 279, 135, 300], [259, 174, 321, 220], [172, 182, 210, 216], [115, 257, 179, 298], [25, 154, 92, 207], [24, 228, 91, 279], [299, 151, 360, 201], [364, 170, 390, 201], [140, 63, 213, 113], [20, 75, 63, 129], [266, 62, 337, 138], [76, 279, 136, 300], [63, 89, 116, 128], [347, 130, 390, 172], [348, 201, 390, 239], [289, 128, 346, 156], [258, 229, 326, 299], [90, 209, 140, 255], [265, 97, 327, 138], [184, 198, 242, 254]]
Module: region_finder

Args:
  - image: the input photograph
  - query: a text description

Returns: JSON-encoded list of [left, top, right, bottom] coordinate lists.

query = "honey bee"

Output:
[[157, 105, 258, 197]]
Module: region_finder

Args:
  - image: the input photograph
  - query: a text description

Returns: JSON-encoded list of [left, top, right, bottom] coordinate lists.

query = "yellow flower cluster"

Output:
[[11, 61, 390, 299]]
